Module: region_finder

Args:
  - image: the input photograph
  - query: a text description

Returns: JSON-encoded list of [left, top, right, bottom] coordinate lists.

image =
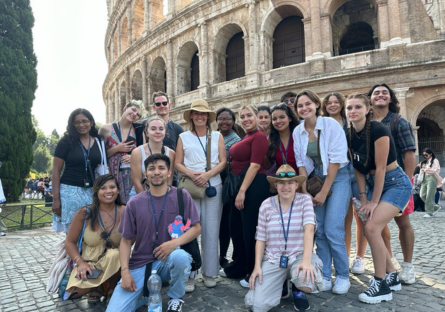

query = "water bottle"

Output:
[[352, 197, 367, 224], [148, 270, 162, 312]]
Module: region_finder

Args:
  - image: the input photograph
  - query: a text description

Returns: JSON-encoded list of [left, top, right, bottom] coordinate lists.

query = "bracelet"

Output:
[[121, 267, 128, 272], [359, 192, 366, 195], [73, 255, 81, 264]]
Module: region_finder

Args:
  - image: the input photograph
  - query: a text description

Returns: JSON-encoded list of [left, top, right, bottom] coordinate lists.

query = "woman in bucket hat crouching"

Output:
[[245, 164, 323, 312]]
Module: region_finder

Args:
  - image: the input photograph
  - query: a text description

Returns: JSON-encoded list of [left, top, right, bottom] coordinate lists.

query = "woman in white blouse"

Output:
[[175, 99, 227, 291], [292, 90, 351, 295], [419, 148, 442, 218]]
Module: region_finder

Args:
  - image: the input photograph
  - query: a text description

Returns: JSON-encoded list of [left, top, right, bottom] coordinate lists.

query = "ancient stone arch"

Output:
[[132, 0, 144, 42], [131, 69, 143, 100], [121, 16, 129, 52], [213, 23, 247, 84], [149, 56, 167, 93], [176, 41, 199, 95], [120, 80, 127, 110], [113, 31, 118, 61], [330, 0, 378, 55]]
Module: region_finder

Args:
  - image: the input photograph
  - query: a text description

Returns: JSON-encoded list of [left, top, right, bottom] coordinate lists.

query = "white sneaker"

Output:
[[203, 275, 217, 288], [424, 214, 432, 218], [391, 257, 401, 272], [184, 278, 195, 293], [219, 268, 227, 277], [399, 262, 416, 284], [433, 205, 442, 216], [351, 256, 365, 274], [322, 279, 332, 291], [332, 277, 350, 294], [240, 278, 249, 288]]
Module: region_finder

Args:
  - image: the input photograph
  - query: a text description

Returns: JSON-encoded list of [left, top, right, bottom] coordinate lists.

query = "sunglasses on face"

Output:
[[154, 101, 168, 107], [276, 172, 297, 178], [423, 154, 430, 157], [100, 231, 113, 248], [73, 120, 91, 127], [283, 98, 296, 105]]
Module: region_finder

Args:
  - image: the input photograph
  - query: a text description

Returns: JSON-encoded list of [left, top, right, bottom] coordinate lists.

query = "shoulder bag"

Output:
[[306, 130, 332, 198], [178, 130, 214, 199], [177, 187, 202, 271], [222, 149, 249, 205], [95, 137, 110, 178]]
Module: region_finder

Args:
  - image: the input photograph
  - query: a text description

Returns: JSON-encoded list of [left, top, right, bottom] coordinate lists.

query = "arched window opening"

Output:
[[339, 22, 374, 55], [133, 0, 144, 42], [226, 32, 245, 81], [273, 16, 305, 68], [120, 81, 127, 111], [150, 57, 167, 94], [131, 70, 143, 101], [190, 51, 200, 91]]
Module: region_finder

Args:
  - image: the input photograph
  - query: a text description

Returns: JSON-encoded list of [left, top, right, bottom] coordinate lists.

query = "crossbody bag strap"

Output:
[[77, 207, 90, 254], [206, 130, 212, 172], [317, 129, 321, 176], [112, 122, 122, 142]]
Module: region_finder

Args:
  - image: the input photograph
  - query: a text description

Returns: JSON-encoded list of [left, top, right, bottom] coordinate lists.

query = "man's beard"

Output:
[[150, 176, 166, 186]]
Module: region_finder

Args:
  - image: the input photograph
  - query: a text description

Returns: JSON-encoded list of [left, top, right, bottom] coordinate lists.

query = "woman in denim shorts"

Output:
[[346, 93, 411, 304]]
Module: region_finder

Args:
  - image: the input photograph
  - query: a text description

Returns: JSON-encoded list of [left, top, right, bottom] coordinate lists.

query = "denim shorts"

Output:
[[367, 166, 412, 212], [347, 162, 360, 198]]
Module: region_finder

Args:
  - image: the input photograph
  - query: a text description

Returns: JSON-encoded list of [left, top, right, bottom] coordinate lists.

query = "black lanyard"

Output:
[[194, 130, 208, 157], [278, 194, 295, 253], [279, 137, 291, 165], [147, 143, 164, 156], [78, 137, 91, 175], [118, 122, 132, 142], [98, 205, 117, 237], [148, 188, 169, 242]]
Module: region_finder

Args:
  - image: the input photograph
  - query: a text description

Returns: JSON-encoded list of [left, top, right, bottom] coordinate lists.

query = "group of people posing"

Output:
[[50, 83, 439, 312]]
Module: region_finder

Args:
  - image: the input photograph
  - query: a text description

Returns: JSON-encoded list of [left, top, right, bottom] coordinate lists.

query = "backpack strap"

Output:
[[177, 187, 185, 218], [112, 122, 122, 142]]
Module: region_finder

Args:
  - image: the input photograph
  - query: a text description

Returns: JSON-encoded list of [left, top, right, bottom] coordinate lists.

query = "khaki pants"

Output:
[[420, 174, 439, 216], [245, 253, 323, 312]]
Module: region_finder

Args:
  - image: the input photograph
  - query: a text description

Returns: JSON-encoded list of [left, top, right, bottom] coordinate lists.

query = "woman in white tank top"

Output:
[[130, 117, 175, 197]]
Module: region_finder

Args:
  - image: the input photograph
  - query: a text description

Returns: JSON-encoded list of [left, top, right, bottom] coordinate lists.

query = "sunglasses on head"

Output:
[[283, 98, 296, 105], [154, 101, 168, 107], [276, 172, 297, 178], [100, 231, 113, 248]]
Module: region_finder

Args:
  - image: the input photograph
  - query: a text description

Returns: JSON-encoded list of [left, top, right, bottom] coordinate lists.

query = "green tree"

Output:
[[32, 145, 52, 173], [48, 129, 59, 156], [0, 0, 38, 201]]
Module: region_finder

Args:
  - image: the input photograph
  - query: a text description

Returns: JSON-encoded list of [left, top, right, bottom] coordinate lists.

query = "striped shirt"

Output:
[[256, 193, 316, 264], [223, 131, 241, 158]]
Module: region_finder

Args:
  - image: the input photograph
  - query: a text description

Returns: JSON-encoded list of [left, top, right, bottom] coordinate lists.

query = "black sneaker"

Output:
[[358, 277, 392, 304], [292, 284, 310, 311], [282, 279, 290, 299], [167, 298, 184, 312], [386, 271, 401, 291]]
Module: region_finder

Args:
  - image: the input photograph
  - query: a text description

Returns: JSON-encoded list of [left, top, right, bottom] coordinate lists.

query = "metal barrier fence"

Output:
[[0, 203, 53, 230]]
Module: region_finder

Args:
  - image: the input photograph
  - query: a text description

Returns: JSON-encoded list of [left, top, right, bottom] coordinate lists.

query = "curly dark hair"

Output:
[[367, 83, 400, 114], [64, 108, 99, 143], [266, 104, 300, 166], [321, 92, 346, 118]]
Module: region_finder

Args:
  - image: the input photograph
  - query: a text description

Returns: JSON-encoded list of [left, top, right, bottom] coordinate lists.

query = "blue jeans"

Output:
[[106, 249, 192, 312], [313, 165, 351, 280]]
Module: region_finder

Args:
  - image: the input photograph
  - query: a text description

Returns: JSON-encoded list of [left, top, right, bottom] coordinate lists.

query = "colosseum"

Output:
[[103, 0, 445, 158]]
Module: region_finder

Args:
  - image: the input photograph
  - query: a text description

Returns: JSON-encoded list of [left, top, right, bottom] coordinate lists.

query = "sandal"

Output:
[[87, 291, 102, 303], [69, 292, 83, 300]]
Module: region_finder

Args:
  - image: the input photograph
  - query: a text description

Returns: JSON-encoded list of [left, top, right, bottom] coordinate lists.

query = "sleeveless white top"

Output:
[[179, 131, 222, 186], [139, 144, 170, 174]]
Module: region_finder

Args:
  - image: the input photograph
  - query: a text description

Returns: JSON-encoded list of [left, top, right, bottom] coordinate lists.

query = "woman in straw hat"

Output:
[[175, 99, 227, 291], [245, 164, 323, 312]]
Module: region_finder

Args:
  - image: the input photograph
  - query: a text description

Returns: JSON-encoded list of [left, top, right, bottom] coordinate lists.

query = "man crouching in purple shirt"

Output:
[[107, 154, 201, 312]]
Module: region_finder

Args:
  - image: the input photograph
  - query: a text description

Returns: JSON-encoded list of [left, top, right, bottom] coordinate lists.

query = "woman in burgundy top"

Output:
[[221, 105, 270, 287]]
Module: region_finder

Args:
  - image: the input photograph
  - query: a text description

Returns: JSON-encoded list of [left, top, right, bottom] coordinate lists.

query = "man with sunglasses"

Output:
[[107, 154, 201, 312], [281, 91, 297, 115], [140, 91, 184, 186]]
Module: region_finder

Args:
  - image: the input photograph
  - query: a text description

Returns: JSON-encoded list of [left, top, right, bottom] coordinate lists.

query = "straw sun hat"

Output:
[[267, 164, 307, 192], [183, 99, 216, 123]]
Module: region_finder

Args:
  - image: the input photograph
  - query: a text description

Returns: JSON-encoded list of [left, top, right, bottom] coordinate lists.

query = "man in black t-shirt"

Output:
[[140, 91, 184, 186]]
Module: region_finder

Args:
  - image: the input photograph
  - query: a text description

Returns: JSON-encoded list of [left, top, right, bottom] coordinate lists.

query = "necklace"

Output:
[[354, 128, 364, 140]]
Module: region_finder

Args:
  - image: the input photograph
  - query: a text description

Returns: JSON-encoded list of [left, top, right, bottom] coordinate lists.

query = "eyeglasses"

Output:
[[100, 231, 113, 248], [217, 117, 232, 122], [275, 172, 297, 178], [283, 98, 296, 105], [154, 101, 168, 107], [73, 120, 91, 127]]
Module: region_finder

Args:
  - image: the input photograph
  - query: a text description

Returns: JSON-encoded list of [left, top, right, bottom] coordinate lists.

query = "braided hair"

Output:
[[266, 104, 300, 166], [347, 93, 373, 167]]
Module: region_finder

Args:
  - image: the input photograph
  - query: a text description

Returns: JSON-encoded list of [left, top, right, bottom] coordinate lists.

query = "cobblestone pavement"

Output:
[[1, 211, 445, 312]]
